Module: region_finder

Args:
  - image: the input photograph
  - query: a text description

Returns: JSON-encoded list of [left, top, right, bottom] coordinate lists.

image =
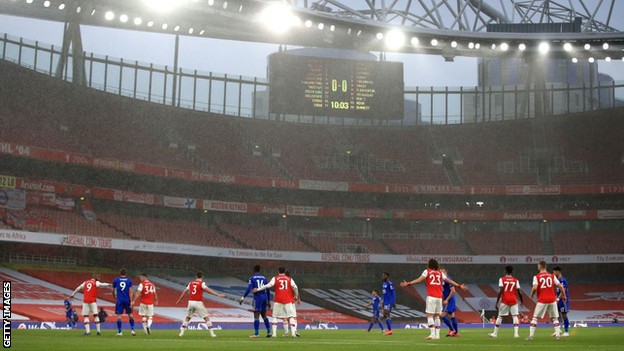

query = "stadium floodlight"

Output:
[[474, 43, 480, 49], [239, 5, 243, 12], [208, 0, 214, 5], [76, 6, 81, 13], [105, 11, 114, 20], [518, 43, 526, 51], [304, 20, 312, 28], [43, 1, 50, 7], [538, 42, 549, 54], [26, 0, 34, 3], [356, 30, 362, 36], [605, 57, 611, 62], [330, 25, 335, 32], [259, 3, 299, 34], [500, 42, 508, 51], [90, 9, 96, 15], [199, 29, 205, 35], [134, 17, 142, 25], [572, 57, 578, 63], [622, 57, 624, 62], [223, 1, 228, 9], [144, 0, 188, 12], [161, 23, 168, 29], [468, 42, 474, 49], [58, 3, 65, 10], [174, 25, 180, 31], [147, 20, 154, 27], [385, 30, 405, 49], [588, 57, 595, 63], [584, 43, 591, 50], [317, 23, 324, 30], [188, 28, 194, 34], [602, 43, 609, 50], [376, 32, 384, 40], [563, 43, 573, 51], [120, 14, 128, 23], [450, 41, 458, 48], [430, 39, 438, 46], [411, 37, 419, 46], [491, 43, 496, 50]]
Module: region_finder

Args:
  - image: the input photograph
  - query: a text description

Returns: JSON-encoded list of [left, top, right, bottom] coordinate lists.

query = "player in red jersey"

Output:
[[526, 261, 567, 341], [175, 271, 225, 338], [132, 273, 158, 335], [70, 273, 112, 336], [400, 259, 467, 340], [254, 266, 300, 338], [489, 265, 524, 339]]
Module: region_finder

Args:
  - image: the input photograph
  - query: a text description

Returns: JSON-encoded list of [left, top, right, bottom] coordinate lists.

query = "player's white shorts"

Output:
[[139, 303, 154, 317], [273, 303, 297, 319], [425, 297, 443, 314], [186, 301, 209, 319], [498, 303, 519, 317], [533, 302, 559, 319], [81, 302, 98, 316]]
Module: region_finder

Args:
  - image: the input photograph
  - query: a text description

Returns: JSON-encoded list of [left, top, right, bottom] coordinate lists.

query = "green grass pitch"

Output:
[[11, 328, 622, 350]]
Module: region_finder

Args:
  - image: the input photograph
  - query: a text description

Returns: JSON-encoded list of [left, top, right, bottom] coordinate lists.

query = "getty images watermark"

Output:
[[3, 281, 10, 348]]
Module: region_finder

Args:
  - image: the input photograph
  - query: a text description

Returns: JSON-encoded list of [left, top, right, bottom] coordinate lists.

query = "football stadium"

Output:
[[0, 0, 623, 350]]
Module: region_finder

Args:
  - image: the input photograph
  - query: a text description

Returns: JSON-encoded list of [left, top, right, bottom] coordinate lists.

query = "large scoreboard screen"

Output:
[[269, 54, 404, 119]]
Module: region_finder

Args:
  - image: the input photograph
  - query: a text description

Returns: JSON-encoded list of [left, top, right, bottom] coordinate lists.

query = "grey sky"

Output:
[[1, 1, 623, 87]]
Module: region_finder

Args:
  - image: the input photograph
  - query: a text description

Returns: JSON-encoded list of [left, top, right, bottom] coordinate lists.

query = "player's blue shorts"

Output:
[[115, 300, 132, 315], [557, 300, 570, 314], [443, 297, 457, 314], [382, 304, 393, 312], [372, 310, 380, 319], [65, 311, 73, 318], [252, 297, 268, 313]]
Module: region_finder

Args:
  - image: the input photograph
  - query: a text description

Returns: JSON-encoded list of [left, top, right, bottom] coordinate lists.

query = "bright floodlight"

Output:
[[474, 43, 480, 49], [588, 57, 595, 63], [563, 43, 572, 51], [605, 57, 611, 62], [144, 0, 187, 12], [120, 14, 128, 23], [199, 29, 205, 35], [411, 37, 419, 46], [385, 30, 405, 49], [622, 57, 624, 62], [147, 21, 154, 27], [584, 43, 591, 50], [259, 3, 299, 34], [208, 0, 214, 5], [59, 3, 65, 10], [161, 23, 168, 29], [538, 42, 549, 54], [329, 25, 335, 32], [500, 42, 508, 51], [572, 58, 578, 63], [491, 43, 496, 50], [174, 25, 180, 31], [188, 28, 194, 34], [317, 23, 324, 30], [468, 42, 474, 49], [134, 17, 142, 25], [430, 39, 438, 46], [105, 11, 114, 20], [450, 41, 458, 48], [376, 32, 384, 40], [602, 43, 609, 50], [43, 1, 50, 7], [26, 0, 34, 3], [518, 43, 526, 51]]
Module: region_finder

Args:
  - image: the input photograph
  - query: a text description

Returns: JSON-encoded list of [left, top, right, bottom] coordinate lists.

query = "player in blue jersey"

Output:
[[239, 265, 272, 338], [381, 272, 396, 336], [553, 267, 570, 337], [364, 290, 385, 333], [440, 267, 459, 337], [64, 296, 75, 329], [112, 268, 136, 336]]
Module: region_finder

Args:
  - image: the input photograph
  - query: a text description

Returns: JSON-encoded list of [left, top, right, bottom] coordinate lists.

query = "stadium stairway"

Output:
[[214, 225, 252, 249]]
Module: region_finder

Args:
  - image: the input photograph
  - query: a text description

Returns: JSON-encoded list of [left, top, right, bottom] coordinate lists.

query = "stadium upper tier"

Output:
[[1, 60, 623, 187]]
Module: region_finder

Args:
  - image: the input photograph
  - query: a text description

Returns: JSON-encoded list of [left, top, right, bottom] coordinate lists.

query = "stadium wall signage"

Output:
[[2, 142, 624, 196], [0, 229, 622, 265]]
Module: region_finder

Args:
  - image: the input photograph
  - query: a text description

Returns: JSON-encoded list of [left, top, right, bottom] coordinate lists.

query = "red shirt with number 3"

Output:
[[187, 280, 207, 301]]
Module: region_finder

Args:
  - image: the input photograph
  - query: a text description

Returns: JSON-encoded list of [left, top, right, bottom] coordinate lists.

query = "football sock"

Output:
[[512, 316, 519, 336], [271, 317, 278, 336], [428, 317, 435, 336], [142, 317, 147, 333], [254, 319, 260, 335], [84, 317, 90, 334], [529, 318, 537, 337], [493, 316, 502, 336], [283, 319, 289, 333], [553, 318, 561, 337], [129, 317, 135, 331], [434, 317, 441, 338], [289, 317, 297, 335], [563, 317, 569, 333], [207, 321, 215, 337], [367, 323, 374, 331], [180, 322, 188, 336], [117, 319, 122, 333], [386, 318, 392, 331], [263, 317, 271, 333], [147, 317, 153, 329], [94, 316, 101, 333], [442, 316, 453, 332], [377, 321, 384, 330], [451, 317, 458, 333]]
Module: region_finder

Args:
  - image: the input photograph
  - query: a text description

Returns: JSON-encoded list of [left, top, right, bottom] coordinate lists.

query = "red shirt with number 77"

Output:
[[499, 276, 520, 305]]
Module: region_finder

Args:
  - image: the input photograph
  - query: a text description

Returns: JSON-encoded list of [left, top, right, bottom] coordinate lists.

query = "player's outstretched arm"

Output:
[[240, 280, 254, 304], [70, 282, 85, 298], [443, 277, 468, 291], [176, 287, 189, 304], [400, 276, 425, 287], [204, 286, 225, 298], [254, 277, 275, 293]]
